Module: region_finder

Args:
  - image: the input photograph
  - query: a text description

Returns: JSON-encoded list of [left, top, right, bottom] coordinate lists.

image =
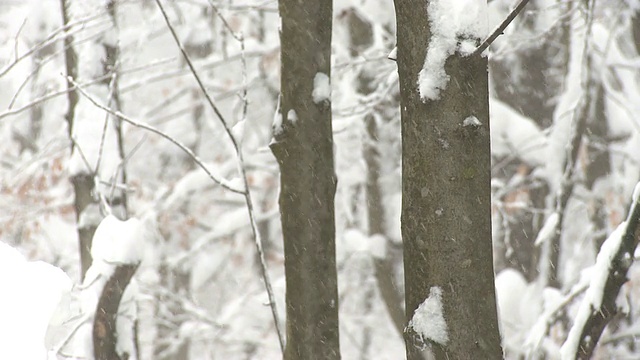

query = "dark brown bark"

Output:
[[394, 1, 502, 358], [93, 263, 139, 360], [271, 0, 340, 358], [72, 173, 98, 278]]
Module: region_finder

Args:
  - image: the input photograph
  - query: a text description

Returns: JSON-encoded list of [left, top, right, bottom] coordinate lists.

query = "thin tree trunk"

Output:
[[343, 6, 406, 340], [364, 114, 406, 337], [271, 0, 340, 358], [394, 0, 502, 358], [93, 263, 139, 360], [60, 0, 128, 281]]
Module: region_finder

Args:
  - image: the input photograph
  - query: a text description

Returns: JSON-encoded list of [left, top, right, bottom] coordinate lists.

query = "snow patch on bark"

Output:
[[418, 0, 487, 101], [408, 286, 449, 346], [312, 72, 331, 103]]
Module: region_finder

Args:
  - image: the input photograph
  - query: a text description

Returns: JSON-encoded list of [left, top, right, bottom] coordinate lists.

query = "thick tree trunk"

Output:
[[394, 1, 503, 358], [271, 0, 340, 358]]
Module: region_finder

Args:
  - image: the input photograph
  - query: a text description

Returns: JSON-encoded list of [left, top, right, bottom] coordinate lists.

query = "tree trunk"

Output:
[[93, 263, 139, 360], [394, 1, 503, 358], [60, 0, 128, 281], [271, 0, 340, 358], [344, 5, 405, 341]]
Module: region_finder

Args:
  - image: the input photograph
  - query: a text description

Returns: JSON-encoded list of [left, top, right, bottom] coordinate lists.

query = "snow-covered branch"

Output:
[[561, 182, 640, 359]]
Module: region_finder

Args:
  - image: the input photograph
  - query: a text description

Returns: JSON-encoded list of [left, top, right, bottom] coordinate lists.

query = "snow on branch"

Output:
[[85, 215, 144, 360], [416, 0, 533, 100], [91, 215, 144, 266], [418, 0, 487, 101], [561, 182, 640, 359]]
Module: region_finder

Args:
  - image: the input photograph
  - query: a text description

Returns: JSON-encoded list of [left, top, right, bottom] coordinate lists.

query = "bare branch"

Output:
[[119, 50, 268, 94], [0, 13, 109, 78], [69, 77, 245, 195], [206, 0, 242, 41], [472, 0, 533, 57], [153, 0, 239, 153], [155, 1, 286, 351]]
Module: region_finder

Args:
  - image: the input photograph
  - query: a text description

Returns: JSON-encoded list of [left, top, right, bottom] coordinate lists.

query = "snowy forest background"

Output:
[[1, 0, 640, 359]]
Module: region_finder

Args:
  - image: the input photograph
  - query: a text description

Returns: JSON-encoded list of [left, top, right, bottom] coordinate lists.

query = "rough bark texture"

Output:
[[394, 1, 503, 358], [271, 0, 340, 359], [93, 263, 138, 360]]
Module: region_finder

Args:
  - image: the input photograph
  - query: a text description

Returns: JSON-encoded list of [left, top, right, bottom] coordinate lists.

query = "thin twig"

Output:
[[69, 137, 95, 177], [472, 0, 533, 57], [8, 26, 108, 109], [155, 0, 286, 351], [52, 313, 93, 356], [14, 17, 27, 63], [119, 50, 267, 94], [206, 0, 242, 41], [95, 72, 118, 176], [154, 0, 239, 153], [2, 57, 178, 119], [69, 77, 244, 195], [0, 13, 109, 78], [1, 77, 103, 121], [525, 282, 589, 353]]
